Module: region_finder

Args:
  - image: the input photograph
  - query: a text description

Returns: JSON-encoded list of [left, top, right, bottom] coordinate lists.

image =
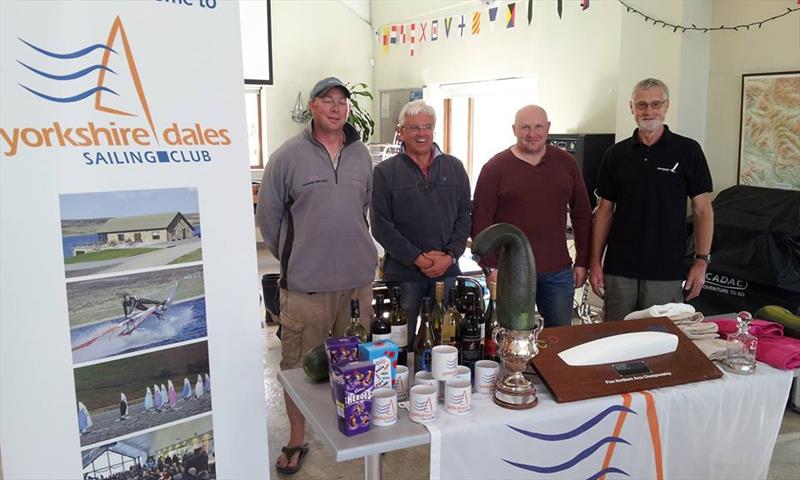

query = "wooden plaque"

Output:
[[531, 317, 723, 403]]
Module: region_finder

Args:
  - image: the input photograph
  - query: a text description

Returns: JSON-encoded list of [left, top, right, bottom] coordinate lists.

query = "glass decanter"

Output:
[[723, 311, 757, 375]]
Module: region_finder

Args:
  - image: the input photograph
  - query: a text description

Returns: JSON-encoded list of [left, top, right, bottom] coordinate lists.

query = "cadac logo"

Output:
[[1, 16, 231, 165], [705, 273, 748, 291]]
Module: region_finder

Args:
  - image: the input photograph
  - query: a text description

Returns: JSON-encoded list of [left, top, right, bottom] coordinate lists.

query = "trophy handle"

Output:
[[493, 326, 505, 346]]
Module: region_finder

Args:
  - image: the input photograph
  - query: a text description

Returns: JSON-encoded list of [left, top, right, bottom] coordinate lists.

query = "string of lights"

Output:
[[618, 0, 800, 33]]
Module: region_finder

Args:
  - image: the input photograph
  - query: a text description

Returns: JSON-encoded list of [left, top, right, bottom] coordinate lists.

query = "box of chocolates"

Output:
[[325, 336, 360, 366], [331, 360, 375, 436], [358, 340, 399, 390]]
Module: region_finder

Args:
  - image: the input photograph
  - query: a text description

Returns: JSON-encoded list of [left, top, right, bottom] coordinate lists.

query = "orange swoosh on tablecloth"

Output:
[[641, 390, 664, 480], [599, 392, 632, 480]]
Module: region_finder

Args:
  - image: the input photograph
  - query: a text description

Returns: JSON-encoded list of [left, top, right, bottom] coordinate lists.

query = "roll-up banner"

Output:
[[0, 1, 270, 478]]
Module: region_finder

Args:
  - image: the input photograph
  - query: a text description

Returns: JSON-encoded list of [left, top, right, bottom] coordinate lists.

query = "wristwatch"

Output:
[[694, 254, 711, 264], [445, 249, 457, 265]]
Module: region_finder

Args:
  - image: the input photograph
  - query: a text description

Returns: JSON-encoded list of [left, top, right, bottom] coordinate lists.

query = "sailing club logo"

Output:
[[1, 16, 232, 165]]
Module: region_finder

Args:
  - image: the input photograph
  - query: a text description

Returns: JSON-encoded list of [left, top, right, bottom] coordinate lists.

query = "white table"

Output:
[[279, 359, 792, 480], [277, 369, 429, 480]]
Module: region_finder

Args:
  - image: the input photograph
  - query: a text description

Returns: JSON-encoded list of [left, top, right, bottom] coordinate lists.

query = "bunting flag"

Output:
[[557, 0, 563, 19], [488, 6, 499, 31], [472, 11, 481, 35], [419, 21, 428, 42], [506, 3, 516, 28], [528, 0, 533, 25], [581, 0, 590, 10], [431, 19, 439, 41], [409, 22, 416, 56], [458, 14, 466, 36], [400, 24, 407, 43], [445, 16, 453, 37], [381, 25, 389, 54], [390, 24, 398, 44]]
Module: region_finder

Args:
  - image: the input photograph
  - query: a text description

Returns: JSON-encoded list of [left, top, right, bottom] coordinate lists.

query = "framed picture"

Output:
[[240, 0, 273, 85], [737, 71, 800, 190]]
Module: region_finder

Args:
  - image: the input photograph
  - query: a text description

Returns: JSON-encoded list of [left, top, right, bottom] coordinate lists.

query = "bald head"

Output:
[[512, 105, 550, 156], [514, 105, 548, 126]]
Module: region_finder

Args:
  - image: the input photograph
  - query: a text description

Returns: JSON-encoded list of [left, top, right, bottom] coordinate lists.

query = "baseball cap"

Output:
[[309, 77, 351, 99]]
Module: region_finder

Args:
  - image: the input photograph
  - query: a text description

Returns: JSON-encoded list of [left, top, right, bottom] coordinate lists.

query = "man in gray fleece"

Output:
[[257, 77, 377, 475]]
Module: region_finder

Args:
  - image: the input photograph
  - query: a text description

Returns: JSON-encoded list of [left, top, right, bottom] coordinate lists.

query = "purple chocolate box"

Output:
[[331, 360, 375, 436], [325, 336, 361, 401]]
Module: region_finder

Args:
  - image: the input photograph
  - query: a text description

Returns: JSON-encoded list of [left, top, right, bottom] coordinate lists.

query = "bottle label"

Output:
[[390, 324, 408, 347], [415, 349, 432, 372], [484, 338, 498, 357], [372, 333, 392, 342]]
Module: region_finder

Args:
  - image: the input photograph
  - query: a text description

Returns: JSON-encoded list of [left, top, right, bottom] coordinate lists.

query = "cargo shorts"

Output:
[[278, 285, 373, 370]]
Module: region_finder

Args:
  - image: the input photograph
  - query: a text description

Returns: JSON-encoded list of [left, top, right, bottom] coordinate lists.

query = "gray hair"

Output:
[[398, 100, 436, 127], [632, 78, 670, 100]]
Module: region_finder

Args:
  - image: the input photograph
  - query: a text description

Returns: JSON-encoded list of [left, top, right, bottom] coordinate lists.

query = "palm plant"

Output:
[[345, 82, 375, 143]]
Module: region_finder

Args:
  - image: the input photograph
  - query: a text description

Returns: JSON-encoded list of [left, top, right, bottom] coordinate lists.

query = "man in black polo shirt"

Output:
[[589, 78, 714, 321]]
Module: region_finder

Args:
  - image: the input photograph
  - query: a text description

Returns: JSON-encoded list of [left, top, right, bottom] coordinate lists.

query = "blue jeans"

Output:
[[536, 268, 574, 327], [388, 276, 457, 347]]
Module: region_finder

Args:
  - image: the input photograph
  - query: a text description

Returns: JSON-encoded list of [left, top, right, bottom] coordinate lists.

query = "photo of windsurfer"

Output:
[[68, 264, 207, 364], [74, 341, 212, 448]]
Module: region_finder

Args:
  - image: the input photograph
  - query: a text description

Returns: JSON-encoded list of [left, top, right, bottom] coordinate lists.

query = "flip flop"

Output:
[[275, 443, 309, 475]]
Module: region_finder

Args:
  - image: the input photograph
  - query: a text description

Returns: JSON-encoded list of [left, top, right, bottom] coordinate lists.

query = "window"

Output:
[[152, 231, 160, 240], [117, 234, 125, 241]]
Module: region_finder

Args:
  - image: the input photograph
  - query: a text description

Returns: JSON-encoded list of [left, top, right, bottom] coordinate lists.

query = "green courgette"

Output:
[[471, 223, 538, 331], [755, 305, 800, 339]]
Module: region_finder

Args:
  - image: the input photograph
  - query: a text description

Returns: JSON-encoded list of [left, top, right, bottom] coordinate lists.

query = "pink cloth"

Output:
[[709, 318, 800, 370], [711, 318, 784, 337], [757, 336, 800, 370]]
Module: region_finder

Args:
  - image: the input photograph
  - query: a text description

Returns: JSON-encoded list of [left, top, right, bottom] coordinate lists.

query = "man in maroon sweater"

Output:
[[472, 105, 592, 327]]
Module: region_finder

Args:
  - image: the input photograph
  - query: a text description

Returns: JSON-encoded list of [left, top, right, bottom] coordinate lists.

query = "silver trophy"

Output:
[[472, 223, 540, 409]]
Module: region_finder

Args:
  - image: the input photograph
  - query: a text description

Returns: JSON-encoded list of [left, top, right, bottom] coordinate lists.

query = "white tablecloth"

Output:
[[425, 363, 791, 479]]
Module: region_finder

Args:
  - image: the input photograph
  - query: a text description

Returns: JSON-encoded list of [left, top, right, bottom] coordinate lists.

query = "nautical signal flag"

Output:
[[400, 24, 407, 43], [458, 14, 466, 37], [409, 22, 416, 56], [472, 11, 481, 35], [506, 2, 516, 28], [390, 25, 398, 44], [419, 22, 428, 42], [431, 19, 439, 41], [488, 6, 499, 30], [581, 0, 590, 10], [381, 25, 389, 54], [445, 17, 453, 38]]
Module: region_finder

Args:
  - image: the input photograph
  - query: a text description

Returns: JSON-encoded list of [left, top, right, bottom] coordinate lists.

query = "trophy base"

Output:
[[493, 385, 538, 410]]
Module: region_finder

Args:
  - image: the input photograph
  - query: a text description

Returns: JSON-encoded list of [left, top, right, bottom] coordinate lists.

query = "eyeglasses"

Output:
[[402, 124, 434, 133], [633, 100, 668, 111]]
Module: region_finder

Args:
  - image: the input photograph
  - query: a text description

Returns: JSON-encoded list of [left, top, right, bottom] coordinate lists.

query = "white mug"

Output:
[[409, 384, 437, 423], [394, 365, 409, 401], [371, 388, 398, 427], [431, 345, 459, 380], [474, 360, 500, 395], [414, 370, 440, 399], [445, 378, 472, 415], [454, 365, 472, 382]]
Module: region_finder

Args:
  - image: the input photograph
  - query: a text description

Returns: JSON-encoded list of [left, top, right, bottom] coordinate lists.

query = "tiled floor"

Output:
[[256, 242, 800, 479]]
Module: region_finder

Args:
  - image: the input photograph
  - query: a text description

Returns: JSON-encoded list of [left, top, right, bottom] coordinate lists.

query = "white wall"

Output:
[[258, 0, 374, 156], [371, 0, 622, 136], [705, 0, 800, 193]]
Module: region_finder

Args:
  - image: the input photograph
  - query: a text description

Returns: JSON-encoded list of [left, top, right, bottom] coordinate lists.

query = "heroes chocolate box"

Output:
[[331, 360, 375, 436]]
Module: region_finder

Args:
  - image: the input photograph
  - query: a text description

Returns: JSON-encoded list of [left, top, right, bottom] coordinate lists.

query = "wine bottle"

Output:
[[344, 299, 369, 343], [389, 286, 409, 366], [431, 281, 446, 345], [483, 282, 500, 362], [440, 287, 461, 347], [413, 297, 435, 374], [371, 293, 391, 342], [455, 277, 468, 314], [459, 292, 482, 374]]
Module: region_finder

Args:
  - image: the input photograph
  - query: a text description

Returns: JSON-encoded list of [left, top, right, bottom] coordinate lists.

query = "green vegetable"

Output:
[[471, 223, 538, 331], [755, 305, 800, 339], [303, 344, 329, 383]]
